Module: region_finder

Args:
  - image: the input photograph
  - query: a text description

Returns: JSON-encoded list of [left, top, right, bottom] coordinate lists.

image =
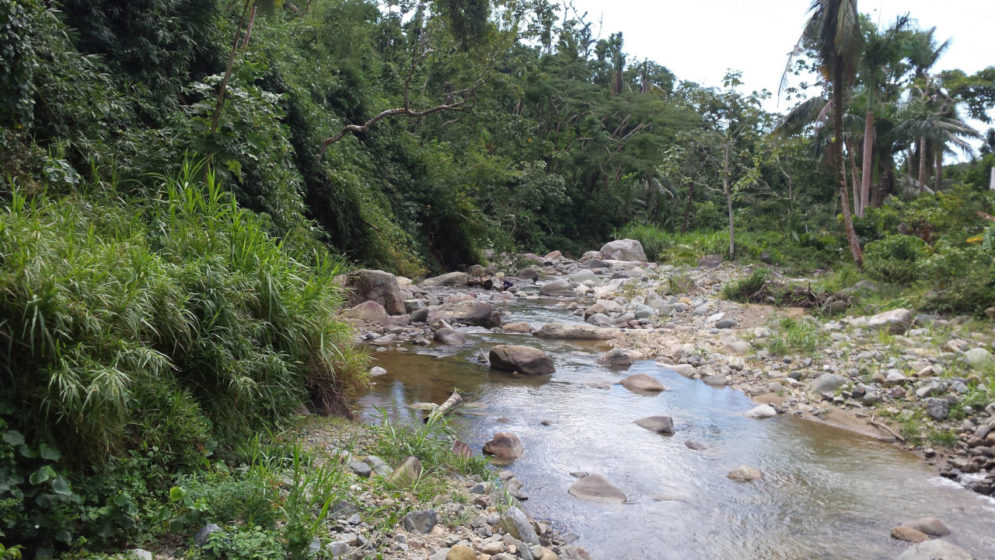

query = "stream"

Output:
[[355, 291, 995, 559]]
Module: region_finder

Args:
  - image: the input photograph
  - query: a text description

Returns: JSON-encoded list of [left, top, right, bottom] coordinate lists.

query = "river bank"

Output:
[[340, 240, 995, 558]]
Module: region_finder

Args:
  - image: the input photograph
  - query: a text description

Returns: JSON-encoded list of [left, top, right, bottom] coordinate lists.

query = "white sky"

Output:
[[568, 0, 995, 123]]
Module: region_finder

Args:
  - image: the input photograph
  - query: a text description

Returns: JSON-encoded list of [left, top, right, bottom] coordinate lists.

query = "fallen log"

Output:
[[426, 390, 463, 424]]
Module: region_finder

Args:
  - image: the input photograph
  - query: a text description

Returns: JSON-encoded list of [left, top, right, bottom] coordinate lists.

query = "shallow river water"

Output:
[[355, 295, 995, 560]]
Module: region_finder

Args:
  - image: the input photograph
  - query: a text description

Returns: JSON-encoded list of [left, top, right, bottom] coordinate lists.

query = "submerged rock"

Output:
[[483, 432, 524, 462], [895, 539, 974, 560], [744, 404, 777, 419], [597, 348, 633, 368], [568, 474, 627, 503], [489, 345, 555, 375], [901, 517, 951, 537], [619, 373, 667, 393], [635, 416, 675, 435], [727, 465, 763, 482], [891, 526, 928, 543]]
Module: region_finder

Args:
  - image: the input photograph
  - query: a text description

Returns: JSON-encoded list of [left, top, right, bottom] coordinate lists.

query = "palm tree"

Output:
[[903, 27, 951, 190], [793, 0, 864, 266], [895, 93, 980, 193]]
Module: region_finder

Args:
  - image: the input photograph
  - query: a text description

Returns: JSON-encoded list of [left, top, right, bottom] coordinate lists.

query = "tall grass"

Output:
[[0, 160, 367, 469]]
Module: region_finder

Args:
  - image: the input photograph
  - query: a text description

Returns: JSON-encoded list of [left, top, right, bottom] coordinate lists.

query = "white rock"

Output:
[[745, 404, 777, 419]]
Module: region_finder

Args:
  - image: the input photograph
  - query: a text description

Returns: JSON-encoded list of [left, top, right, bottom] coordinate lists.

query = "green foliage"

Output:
[[765, 317, 829, 356], [189, 526, 285, 560], [372, 411, 490, 480], [863, 234, 930, 283], [0, 0, 39, 128]]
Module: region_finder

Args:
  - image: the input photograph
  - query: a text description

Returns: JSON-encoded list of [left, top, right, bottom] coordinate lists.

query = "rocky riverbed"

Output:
[[339, 239, 995, 559]]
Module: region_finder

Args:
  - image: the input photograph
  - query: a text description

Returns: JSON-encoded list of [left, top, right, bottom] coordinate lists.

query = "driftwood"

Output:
[[426, 390, 463, 424], [869, 416, 906, 443]]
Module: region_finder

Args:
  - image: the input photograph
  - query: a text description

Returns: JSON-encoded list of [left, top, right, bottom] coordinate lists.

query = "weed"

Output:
[[765, 316, 829, 356]]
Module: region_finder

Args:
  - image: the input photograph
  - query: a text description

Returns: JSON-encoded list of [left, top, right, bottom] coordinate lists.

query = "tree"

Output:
[[790, 0, 864, 266]]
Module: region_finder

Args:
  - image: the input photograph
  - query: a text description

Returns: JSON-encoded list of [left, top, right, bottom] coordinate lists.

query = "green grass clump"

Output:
[[765, 316, 829, 356], [0, 161, 367, 553]]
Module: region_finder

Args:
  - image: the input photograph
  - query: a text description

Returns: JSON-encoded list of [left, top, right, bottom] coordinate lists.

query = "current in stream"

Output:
[[355, 294, 995, 559]]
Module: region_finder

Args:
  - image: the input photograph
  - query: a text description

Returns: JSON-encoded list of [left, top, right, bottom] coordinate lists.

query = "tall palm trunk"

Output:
[[935, 149, 943, 191], [847, 140, 861, 216], [833, 74, 863, 267], [723, 142, 734, 259], [917, 136, 928, 193], [860, 109, 874, 216]]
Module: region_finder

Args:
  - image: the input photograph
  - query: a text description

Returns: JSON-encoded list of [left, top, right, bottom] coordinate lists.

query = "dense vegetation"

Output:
[[1, 0, 993, 556]]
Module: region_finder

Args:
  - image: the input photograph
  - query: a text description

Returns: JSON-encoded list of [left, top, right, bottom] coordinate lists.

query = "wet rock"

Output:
[[429, 300, 503, 328], [685, 440, 707, 450], [503, 322, 534, 334], [434, 327, 465, 346], [386, 456, 423, 487], [635, 416, 675, 435], [369, 366, 388, 377], [597, 348, 633, 368], [865, 308, 913, 334], [559, 545, 594, 560], [568, 474, 627, 503], [489, 345, 555, 375], [703, 374, 728, 387], [669, 364, 697, 377], [539, 279, 575, 296], [403, 510, 438, 534], [586, 313, 614, 327], [727, 465, 763, 482], [343, 300, 390, 324], [410, 308, 430, 323], [483, 432, 524, 462], [619, 373, 667, 393], [599, 239, 647, 262], [891, 526, 928, 543], [895, 539, 974, 560], [499, 507, 540, 545], [535, 323, 615, 340], [902, 517, 951, 537], [810, 373, 848, 393], [420, 272, 468, 288], [585, 300, 623, 318], [744, 404, 777, 419], [345, 269, 406, 315]]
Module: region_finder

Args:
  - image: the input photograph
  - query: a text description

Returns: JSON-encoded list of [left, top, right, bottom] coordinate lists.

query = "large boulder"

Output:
[[499, 507, 540, 546], [895, 540, 974, 560], [599, 239, 647, 262], [342, 301, 390, 324], [597, 348, 633, 369], [568, 474, 627, 503], [865, 308, 913, 334], [619, 373, 667, 393], [539, 279, 575, 297], [434, 328, 465, 346], [483, 433, 524, 462], [489, 345, 555, 375], [345, 269, 406, 315], [535, 323, 615, 340], [419, 272, 469, 288], [386, 456, 423, 487], [428, 300, 503, 328], [809, 373, 848, 394]]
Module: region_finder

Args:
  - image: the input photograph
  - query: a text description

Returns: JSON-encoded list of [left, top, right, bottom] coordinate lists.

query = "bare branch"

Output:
[[320, 102, 471, 153]]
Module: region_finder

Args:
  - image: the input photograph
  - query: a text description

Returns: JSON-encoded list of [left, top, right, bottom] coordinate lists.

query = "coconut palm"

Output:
[[789, 0, 864, 266], [894, 92, 980, 193]]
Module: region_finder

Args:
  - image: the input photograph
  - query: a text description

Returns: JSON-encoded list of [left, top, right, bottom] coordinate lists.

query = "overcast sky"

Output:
[[567, 0, 995, 120]]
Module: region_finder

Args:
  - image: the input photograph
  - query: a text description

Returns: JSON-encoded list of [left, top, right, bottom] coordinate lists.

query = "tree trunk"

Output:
[[832, 78, 863, 268], [860, 109, 874, 216], [211, 0, 255, 135], [917, 136, 928, 194], [681, 182, 694, 233], [724, 142, 734, 259], [847, 141, 861, 217], [935, 148, 943, 191]]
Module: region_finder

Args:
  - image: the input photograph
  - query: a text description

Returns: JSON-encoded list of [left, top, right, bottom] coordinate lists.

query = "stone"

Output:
[[429, 300, 503, 328], [499, 507, 540, 545], [809, 373, 848, 394], [502, 322, 533, 334], [403, 510, 438, 534], [669, 364, 697, 377], [446, 545, 476, 560], [568, 269, 597, 283], [194, 524, 223, 546], [420, 272, 468, 288], [489, 345, 555, 375], [635, 416, 675, 435], [568, 474, 627, 503], [535, 323, 615, 340], [434, 327, 466, 346], [599, 239, 648, 262], [597, 348, 633, 368], [342, 300, 390, 324], [539, 279, 575, 296], [744, 404, 777, 419], [865, 308, 913, 334], [703, 374, 728, 387], [727, 465, 764, 482], [902, 517, 951, 537], [363, 455, 392, 477], [619, 373, 667, 393], [715, 319, 738, 329], [369, 366, 388, 376], [723, 339, 751, 356], [404, 299, 424, 313], [586, 313, 614, 327], [963, 348, 994, 369], [348, 460, 372, 478], [559, 546, 594, 560], [895, 540, 974, 560], [345, 269, 406, 315], [386, 456, 423, 487], [891, 526, 928, 543], [428, 549, 450, 560], [328, 541, 350, 557], [483, 432, 524, 462], [924, 397, 949, 421], [685, 440, 707, 450], [410, 308, 430, 323], [518, 267, 540, 281], [585, 300, 623, 318], [128, 550, 153, 560]]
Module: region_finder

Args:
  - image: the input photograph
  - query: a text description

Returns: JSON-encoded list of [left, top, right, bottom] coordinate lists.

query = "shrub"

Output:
[[863, 234, 930, 284]]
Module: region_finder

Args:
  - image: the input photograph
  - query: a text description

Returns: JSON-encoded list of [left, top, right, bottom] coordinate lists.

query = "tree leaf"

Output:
[[2, 430, 25, 446], [30, 465, 57, 485], [39, 442, 61, 462], [51, 476, 72, 496]]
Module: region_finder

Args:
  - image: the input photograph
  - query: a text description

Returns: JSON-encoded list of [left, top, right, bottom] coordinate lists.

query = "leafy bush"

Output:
[[863, 234, 930, 284]]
